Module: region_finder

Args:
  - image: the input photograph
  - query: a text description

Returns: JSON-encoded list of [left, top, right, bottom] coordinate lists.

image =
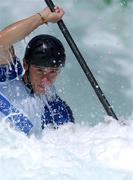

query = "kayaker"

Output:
[[0, 6, 74, 135]]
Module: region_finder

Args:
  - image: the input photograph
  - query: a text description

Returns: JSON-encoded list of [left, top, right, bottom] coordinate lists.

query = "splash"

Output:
[[0, 117, 133, 179]]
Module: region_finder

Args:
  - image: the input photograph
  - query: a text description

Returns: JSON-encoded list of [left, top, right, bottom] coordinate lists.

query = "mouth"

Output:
[[36, 84, 45, 93], [35, 81, 52, 94]]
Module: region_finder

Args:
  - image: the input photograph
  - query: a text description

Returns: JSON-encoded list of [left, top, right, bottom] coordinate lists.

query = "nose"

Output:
[[41, 77, 50, 84], [40, 68, 59, 85]]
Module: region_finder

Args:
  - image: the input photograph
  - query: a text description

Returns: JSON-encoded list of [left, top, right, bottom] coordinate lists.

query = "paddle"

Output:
[[44, 0, 118, 120]]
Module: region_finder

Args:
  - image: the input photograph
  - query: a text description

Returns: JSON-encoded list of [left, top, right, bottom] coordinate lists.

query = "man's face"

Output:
[[25, 64, 61, 94]]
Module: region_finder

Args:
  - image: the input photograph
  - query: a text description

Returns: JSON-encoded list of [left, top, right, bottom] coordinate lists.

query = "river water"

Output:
[[1, 0, 133, 179]]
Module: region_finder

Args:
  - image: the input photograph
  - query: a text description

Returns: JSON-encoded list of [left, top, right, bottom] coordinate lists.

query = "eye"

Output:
[[51, 70, 56, 73], [50, 70, 59, 75], [36, 68, 43, 74], [37, 68, 41, 71]]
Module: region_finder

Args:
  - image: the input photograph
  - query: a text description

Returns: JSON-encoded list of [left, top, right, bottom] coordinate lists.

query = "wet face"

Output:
[[24, 62, 61, 94]]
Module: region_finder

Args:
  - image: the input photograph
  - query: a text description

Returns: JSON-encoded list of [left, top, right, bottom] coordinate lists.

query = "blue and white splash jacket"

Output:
[[0, 57, 74, 135]]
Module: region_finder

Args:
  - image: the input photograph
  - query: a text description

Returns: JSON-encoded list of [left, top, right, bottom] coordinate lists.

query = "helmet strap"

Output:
[[23, 63, 34, 94]]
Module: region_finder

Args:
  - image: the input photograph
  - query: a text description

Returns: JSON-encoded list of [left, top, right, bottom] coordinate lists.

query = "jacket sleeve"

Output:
[[58, 96, 75, 123], [41, 95, 75, 129], [0, 57, 23, 82]]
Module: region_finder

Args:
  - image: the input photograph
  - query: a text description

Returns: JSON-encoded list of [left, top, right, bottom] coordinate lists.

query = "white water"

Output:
[[1, 117, 133, 180], [1, 81, 132, 180], [1, 0, 133, 179]]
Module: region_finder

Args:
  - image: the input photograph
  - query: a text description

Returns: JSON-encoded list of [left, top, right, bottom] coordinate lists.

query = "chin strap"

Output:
[[23, 63, 34, 94]]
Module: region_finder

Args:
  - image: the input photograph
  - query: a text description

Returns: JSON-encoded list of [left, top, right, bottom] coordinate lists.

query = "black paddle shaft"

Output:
[[45, 0, 118, 120]]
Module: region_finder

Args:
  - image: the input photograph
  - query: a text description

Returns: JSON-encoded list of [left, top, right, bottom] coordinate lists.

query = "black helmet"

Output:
[[24, 34, 66, 68]]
